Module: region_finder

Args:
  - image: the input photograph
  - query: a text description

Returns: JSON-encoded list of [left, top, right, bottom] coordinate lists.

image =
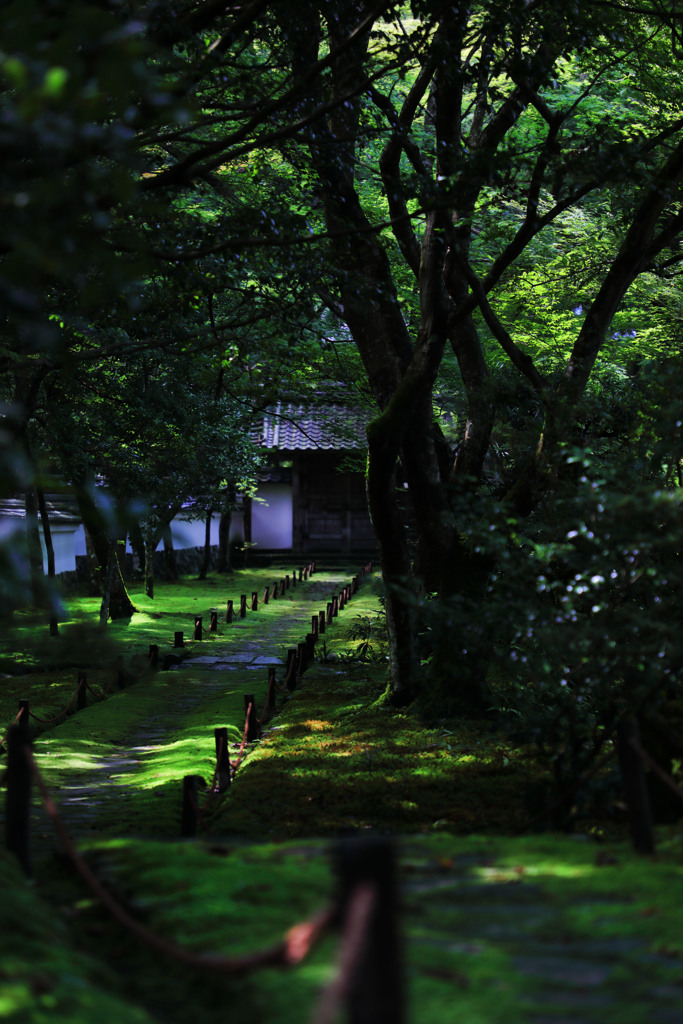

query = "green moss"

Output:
[[3, 568, 682, 1024]]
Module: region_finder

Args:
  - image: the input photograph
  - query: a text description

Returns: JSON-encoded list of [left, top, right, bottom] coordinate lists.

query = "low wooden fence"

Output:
[[3, 559, 403, 1022]]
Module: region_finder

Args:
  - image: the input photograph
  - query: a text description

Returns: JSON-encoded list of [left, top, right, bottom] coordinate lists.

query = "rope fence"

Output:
[[6, 732, 398, 1023], [0, 560, 359, 754]]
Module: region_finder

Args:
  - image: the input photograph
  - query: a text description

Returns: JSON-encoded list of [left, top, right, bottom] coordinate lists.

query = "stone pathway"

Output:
[[25, 573, 351, 856], [399, 846, 683, 1024]]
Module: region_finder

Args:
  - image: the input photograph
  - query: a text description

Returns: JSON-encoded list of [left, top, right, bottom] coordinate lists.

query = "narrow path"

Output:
[[27, 572, 354, 858]]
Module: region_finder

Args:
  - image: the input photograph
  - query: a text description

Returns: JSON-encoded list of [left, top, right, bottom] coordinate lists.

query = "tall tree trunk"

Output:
[[198, 509, 212, 580], [217, 508, 232, 573], [73, 482, 137, 618], [144, 519, 155, 599], [366, 427, 418, 705], [24, 488, 44, 606], [163, 525, 178, 579], [36, 487, 59, 636], [99, 536, 116, 625]]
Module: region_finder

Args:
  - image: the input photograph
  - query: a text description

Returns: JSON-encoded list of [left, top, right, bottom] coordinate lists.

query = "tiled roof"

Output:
[[257, 403, 370, 451]]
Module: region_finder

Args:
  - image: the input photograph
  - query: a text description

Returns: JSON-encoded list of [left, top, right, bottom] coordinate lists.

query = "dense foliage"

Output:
[[2, 1, 682, 817]]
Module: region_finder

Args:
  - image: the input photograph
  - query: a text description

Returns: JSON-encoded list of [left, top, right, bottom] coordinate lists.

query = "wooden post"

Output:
[[280, 578, 286, 596], [306, 633, 316, 661], [334, 837, 403, 1024], [226, 599, 234, 623], [263, 586, 270, 605], [181, 775, 199, 837], [244, 694, 259, 743], [617, 716, 656, 854], [352, 576, 359, 594], [76, 672, 87, 711], [240, 594, 247, 618], [291, 571, 297, 588], [174, 631, 184, 648], [267, 666, 276, 713], [214, 727, 231, 792], [333, 596, 339, 617], [311, 615, 319, 637], [303, 566, 309, 580], [251, 591, 259, 611], [210, 609, 218, 632], [297, 641, 308, 676], [18, 699, 30, 739], [148, 644, 159, 670], [193, 616, 203, 641], [327, 602, 334, 625], [5, 725, 32, 876], [286, 649, 298, 691], [285, 574, 290, 590], [271, 582, 278, 600], [299, 568, 303, 582], [319, 610, 326, 635]]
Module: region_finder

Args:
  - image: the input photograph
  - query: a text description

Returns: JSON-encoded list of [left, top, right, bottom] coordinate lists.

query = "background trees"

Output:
[[2, 2, 682, 810]]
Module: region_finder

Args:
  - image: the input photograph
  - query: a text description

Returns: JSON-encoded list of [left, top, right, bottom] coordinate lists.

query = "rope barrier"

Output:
[[230, 701, 254, 776], [311, 882, 377, 1024], [26, 746, 334, 975], [0, 709, 23, 753], [28, 686, 80, 725], [85, 677, 116, 699]]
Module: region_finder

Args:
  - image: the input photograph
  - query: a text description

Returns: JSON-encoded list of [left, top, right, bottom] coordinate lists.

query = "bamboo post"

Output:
[[214, 727, 231, 792], [334, 837, 403, 1024], [5, 726, 32, 876]]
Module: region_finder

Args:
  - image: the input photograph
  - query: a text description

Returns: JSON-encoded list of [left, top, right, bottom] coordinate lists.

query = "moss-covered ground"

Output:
[[1, 566, 682, 1023]]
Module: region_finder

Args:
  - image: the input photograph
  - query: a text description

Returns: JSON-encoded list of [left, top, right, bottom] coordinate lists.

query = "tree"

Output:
[[262, 1, 683, 709]]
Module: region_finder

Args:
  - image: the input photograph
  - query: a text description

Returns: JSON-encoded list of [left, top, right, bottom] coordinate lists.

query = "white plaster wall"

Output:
[[251, 484, 293, 549], [35, 524, 80, 574]]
